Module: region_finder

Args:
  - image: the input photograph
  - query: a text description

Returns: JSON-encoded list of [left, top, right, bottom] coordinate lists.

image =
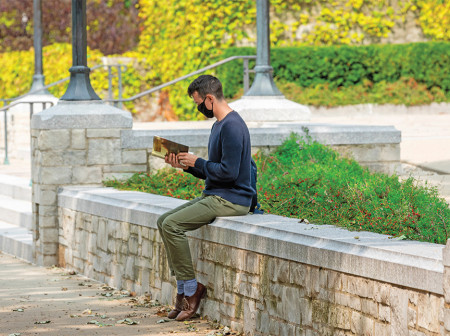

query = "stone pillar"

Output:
[[31, 101, 132, 265], [444, 239, 450, 335]]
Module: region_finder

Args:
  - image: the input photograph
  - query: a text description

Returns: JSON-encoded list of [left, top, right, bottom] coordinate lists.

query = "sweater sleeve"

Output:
[[184, 166, 206, 180], [194, 121, 243, 183]]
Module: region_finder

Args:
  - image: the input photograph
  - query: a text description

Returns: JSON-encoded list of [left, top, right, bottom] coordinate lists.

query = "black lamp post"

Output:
[[244, 0, 282, 96], [61, 0, 100, 100], [29, 0, 50, 94]]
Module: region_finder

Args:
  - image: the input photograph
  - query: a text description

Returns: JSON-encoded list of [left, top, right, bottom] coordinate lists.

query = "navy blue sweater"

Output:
[[186, 111, 253, 207]]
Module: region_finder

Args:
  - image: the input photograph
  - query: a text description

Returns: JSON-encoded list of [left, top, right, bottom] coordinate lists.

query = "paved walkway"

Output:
[[0, 252, 227, 336]]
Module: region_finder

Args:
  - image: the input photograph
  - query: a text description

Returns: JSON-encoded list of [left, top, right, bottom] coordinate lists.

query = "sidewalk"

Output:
[[0, 252, 229, 336]]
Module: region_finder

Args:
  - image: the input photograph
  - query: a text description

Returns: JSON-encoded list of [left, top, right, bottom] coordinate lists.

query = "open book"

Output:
[[151, 136, 189, 159]]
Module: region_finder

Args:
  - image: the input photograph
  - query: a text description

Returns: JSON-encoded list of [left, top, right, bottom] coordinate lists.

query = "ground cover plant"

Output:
[[104, 134, 450, 244]]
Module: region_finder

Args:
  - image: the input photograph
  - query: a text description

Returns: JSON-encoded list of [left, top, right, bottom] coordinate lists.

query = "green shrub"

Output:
[[104, 134, 450, 245], [216, 43, 450, 99]]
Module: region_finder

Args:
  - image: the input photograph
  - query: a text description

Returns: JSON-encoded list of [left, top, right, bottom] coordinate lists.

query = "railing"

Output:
[[103, 55, 256, 104], [1, 100, 56, 164], [1, 55, 256, 165]]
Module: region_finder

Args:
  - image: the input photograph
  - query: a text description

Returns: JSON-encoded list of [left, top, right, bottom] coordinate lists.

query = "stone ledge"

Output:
[[58, 186, 443, 295], [31, 101, 133, 130], [121, 123, 400, 149]]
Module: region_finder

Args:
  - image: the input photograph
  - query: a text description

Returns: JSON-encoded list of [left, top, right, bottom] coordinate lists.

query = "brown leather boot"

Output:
[[167, 293, 184, 319], [175, 282, 207, 321]]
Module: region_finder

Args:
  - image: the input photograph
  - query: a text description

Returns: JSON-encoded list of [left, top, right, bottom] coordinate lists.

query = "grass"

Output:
[[104, 134, 450, 245]]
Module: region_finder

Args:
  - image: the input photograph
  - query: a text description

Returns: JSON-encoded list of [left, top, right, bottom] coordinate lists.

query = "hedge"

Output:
[[215, 42, 450, 99]]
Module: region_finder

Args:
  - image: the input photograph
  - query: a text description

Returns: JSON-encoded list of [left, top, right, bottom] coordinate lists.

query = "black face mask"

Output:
[[197, 97, 214, 118]]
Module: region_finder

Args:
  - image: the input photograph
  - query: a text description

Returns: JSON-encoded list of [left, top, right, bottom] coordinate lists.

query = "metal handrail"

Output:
[[103, 55, 256, 103], [2, 100, 55, 164]]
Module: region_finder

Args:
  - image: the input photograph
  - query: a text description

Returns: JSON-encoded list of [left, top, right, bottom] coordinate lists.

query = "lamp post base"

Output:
[[29, 75, 51, 95], [229, 95, 311, 122]]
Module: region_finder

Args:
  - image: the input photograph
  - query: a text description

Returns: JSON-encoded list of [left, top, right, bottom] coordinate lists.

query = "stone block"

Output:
[[269, 318, 280, 336], [299, 298, 313, 327], [334, 144, 399, 163], [121, 222, 130, 241], [104, 164, 147, 173], [290, 262, 308, 286], [328, 305, 351, 330], [343, 275, 374, 299], [269, 258, 290, 283], [374, 322, 391, 336], [72, 167, 103, 184], [71, 129, 86, 149], [389, 287, 408, 336], [443, 240, 450, 267], [351, 311, 374, 336], [37, 188, 57, 206], [444, 268, 450, 303], [39, 167, 72, 184], [279, 323, 296, 336], [38, 129, 70, 150], [39, 215, 57, 228], [87, 139, 121, 165], [97, 222, 107, 251], [41, 150, 86, 166], [408, 307, 417, 328], [361, 298, 378, 317], [128, 236, 138, 255], [379, 304, 391, 323], [86, 129, 121, 138], [39, 205, 57, 216], [281, 287, 302, 325], [219, 302, 235, 318], [122, 150, 147, 164], [42, 242, 59, 255], [417, 293, 441, 333], [374, 283, 390, 305], [444, 308, 450, 331], [40, 227, 59, 244], [256, 311, 269, 334], [88, 233, 97, 254]]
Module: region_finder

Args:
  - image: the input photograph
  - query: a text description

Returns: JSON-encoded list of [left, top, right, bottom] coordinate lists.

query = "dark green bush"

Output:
[[216, 42, 450, 99]]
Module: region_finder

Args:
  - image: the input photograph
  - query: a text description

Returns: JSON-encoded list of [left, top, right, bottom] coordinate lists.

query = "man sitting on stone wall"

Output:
[[157, 75, 253, 321]]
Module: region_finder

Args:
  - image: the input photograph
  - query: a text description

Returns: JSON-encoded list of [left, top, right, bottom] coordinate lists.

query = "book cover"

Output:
[[151, 136, 189, 159]]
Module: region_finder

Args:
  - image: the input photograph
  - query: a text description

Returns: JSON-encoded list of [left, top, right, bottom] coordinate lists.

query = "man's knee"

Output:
[[161, 215, 181, 236]]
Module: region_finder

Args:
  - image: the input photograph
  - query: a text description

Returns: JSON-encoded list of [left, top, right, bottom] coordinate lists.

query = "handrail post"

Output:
[[108, 65, 113, 104], [243, 58, 250, 94], [118, 65, 125, 109], [3, 108, 9, 165]]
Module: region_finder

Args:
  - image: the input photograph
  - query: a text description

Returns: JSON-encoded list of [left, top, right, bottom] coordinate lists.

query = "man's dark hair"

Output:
[[187, 75, 224, 100]]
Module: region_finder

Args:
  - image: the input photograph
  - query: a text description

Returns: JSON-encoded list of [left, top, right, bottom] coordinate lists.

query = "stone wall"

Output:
[[120, 122, 402, 177], [58, 187, 446, 336], [31, 101, 133, 265], [444, 240, 450, 336]]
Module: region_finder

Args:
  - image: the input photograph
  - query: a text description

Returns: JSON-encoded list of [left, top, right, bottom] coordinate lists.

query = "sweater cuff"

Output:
[[195, 157, 206, 170]]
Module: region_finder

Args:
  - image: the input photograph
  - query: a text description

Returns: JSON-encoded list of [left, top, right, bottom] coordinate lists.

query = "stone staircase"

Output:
[[0, 174, 33, 262]]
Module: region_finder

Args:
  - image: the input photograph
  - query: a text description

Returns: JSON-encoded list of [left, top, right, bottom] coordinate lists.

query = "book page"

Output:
[[151, 136, 189, 159]]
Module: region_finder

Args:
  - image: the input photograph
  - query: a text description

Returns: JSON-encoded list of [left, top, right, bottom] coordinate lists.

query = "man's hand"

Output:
[[165, 153, 186, 169], [177, 152, 198, 168]]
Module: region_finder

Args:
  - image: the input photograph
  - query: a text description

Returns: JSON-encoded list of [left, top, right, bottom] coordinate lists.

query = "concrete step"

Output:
[[0, 173, 31, 202], [0, 220, 33, 263], [0, 195, 32, 229]]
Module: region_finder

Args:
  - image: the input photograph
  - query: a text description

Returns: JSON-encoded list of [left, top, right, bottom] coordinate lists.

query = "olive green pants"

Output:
[[157, 194, 249, 280]]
